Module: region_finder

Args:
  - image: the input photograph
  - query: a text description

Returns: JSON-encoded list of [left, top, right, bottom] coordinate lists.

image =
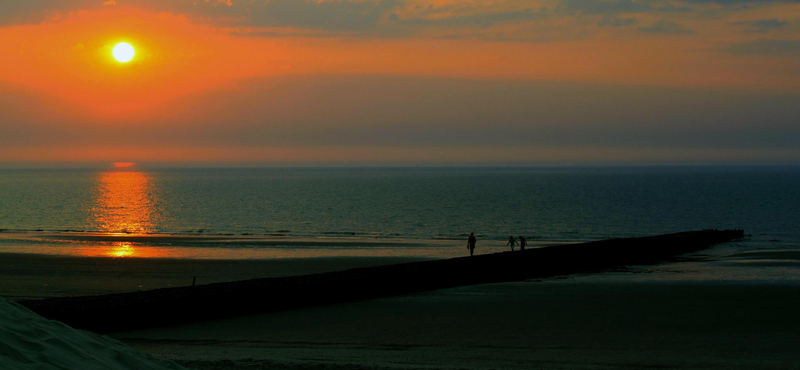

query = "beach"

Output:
[[6, 246, 799, 370], [5, 231, 799, 369], [114, 269, 800, 370]]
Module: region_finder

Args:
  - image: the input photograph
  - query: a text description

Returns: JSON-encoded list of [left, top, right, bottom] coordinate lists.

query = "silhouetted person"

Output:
[[519, 236, 527, 250], [467, 232, 477, 256], [507, 236, 517, 251]]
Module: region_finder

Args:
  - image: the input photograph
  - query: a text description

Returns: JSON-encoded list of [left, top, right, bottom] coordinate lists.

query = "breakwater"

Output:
[[20, 229, 744, 333]]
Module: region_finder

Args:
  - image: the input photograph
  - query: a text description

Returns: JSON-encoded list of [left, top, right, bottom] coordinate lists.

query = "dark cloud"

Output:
[[680, 0, 800, 3], [0, 0, 797, 44], [724, 39, 800, 55], [559, 0, 653, 15], [0, 0, 99, 25], [730, 18, 789, 33], [399, 7, 546, 29], [597, 15, 638, 27], [244, 0, 400, 31], [0, 0, 402, 31], [654, 4, 694, 13], [559, 0, 695, 15], [638, 20, 695, 34]]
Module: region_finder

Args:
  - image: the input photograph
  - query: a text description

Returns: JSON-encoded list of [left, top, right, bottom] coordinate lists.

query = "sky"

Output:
[[0, 0, 799, 166]]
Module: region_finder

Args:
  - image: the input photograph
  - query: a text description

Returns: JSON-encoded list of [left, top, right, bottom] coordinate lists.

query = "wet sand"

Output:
[[115, 278, 800, 370], [0, 253, 429, 301]]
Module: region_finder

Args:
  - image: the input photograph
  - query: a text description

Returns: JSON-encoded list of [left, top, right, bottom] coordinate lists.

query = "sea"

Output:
[[0, 166, 798, 260]]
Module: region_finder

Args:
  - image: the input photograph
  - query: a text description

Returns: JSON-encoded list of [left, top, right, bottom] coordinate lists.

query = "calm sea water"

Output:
[[0, 167, 798, 255]]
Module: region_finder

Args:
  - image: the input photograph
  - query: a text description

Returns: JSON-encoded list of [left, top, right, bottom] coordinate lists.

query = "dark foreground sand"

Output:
[[114, 278, 800, 369], [0, 253, 428, 301], [115, 274, 800, 370]]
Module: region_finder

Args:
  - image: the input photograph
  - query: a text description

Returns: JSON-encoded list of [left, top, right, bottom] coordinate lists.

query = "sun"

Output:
[[112, 42, 135, 63]]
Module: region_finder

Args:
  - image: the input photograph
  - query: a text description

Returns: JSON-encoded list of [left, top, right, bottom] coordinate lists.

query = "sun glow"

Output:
[[112, 42, 135, 63]]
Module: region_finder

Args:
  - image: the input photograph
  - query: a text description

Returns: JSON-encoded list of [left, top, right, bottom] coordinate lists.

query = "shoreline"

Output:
[[0, 231, 575, 260], [0, 231, 587, 246], [0, 230, 589, 243]]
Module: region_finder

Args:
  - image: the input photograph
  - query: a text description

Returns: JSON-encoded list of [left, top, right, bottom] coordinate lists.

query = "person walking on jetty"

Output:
[[507, 236, 517, 251], [519, 236, 527, 251], [467, 232, 477, 256]]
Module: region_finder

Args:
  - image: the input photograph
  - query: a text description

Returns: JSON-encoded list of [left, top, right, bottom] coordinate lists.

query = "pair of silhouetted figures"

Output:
[[466, 233, 527, 256], [507, 235, 527, 252]]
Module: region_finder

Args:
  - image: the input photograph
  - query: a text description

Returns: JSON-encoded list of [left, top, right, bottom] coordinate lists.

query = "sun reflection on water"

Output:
[[91, 169, 158, 257]]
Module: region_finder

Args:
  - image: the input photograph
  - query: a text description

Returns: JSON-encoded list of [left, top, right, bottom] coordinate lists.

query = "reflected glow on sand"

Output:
[[102, 241, 174, 258], [107, 242, 138, 258]]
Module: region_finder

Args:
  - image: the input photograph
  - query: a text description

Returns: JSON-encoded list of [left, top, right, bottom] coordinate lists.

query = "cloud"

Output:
[[0, 0, 95, 25], [397, 7, 547, 29], [724, 39, 800, 56], [559, 0, 695, 16], [597, 15, 638, 27], [654, 4, 694, 13], [0, 0, 798, 44], [242, 0, 401, 31], [638, 20, 695, 34], [681, 0, 800, 3], [0, 0, 402, 31], [559, 0, 653, 15], [730, 18, 789, 33]]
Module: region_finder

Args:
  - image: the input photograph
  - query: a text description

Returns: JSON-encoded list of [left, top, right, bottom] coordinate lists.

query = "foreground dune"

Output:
[[0, 297, 187, 370]]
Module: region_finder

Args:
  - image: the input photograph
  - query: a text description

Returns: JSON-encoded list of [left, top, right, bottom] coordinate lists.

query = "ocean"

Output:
[[0, 166, 798, 259]]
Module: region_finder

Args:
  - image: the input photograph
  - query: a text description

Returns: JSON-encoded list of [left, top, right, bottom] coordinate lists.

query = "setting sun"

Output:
[[112, 42, 135, 63]]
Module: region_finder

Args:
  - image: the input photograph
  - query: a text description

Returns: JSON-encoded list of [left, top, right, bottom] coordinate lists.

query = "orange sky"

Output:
[[1, 9, 285, 117], [0, 1, 799, 164]]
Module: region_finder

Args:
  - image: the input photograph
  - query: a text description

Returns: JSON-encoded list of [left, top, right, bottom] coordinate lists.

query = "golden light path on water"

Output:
[[90, 168, 160, 258]]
